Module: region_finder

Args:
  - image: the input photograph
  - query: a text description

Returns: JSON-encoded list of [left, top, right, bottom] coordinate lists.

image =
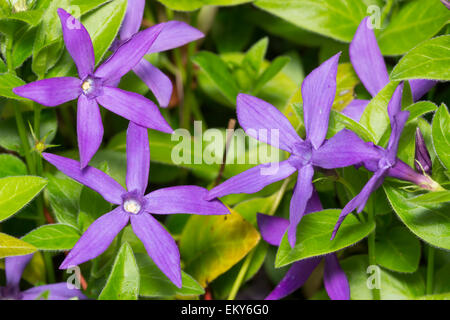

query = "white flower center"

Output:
[[81, 80, 92, 93], [123, 199, 141, 214]]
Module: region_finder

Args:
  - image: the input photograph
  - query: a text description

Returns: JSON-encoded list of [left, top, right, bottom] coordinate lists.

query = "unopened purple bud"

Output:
[[441, 0, 450, 9], [388, 159, 442, 191], [414, 127, 432, 175]]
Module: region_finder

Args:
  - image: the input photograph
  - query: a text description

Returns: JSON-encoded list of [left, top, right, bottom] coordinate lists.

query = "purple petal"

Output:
[[323, 254, 350, 300], [257, 213, 289, 246], [126, 122, 150, 194], [133, 59, 173, 108], [237, 94, 303, 153], [130, 213, 182, 288], [350, 17, 389, 97], [331, 168, 387, 240], [148, 21, 204, 54], [409, 80, 437, 102], [387, 158, 431, 188], [57, 9, 95, 79], [341, 99, 369, 122], [206, 160, 296, 200], [42, 153, 126, 204], [145, 186, 229, 215], [288, 165, 314, 248], [13, 78, 81, 107], [302, 53, 340, 149], [265, 257, 322, 300], [77, 95, 104, 169], [5, 254, 33, 288], [416, 127, 432, 175], [120, 0, 145, 40], [22, 283, 86, 300], [387, 82, 404, 121], [305, 188, 323, 214], [60, 207, 129, 269], [312, 129, 381, 169], [387, 111, 409, 161], [441, 0, 450, 9], [96, 86, 173, 133], [95, 24, 164, 83]]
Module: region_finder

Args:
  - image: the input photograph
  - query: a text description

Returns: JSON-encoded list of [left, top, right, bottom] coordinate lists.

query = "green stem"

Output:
[[43, 253, 56, 283], [14, 105, 35, 174], [367, 196, 380, 300], [5, 36, 15, 74], [426, 246, 435, 295], [227, 249, 255, 300], [381, 0, 394, 25]]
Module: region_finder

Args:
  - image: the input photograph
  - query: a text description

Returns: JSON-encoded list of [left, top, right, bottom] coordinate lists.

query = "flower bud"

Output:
[[414, 127, 432, 176]]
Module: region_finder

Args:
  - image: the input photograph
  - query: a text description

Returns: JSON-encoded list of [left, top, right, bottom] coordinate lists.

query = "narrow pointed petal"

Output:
[[131, 213, 182, 288], [57, 9, 95, 79], [237, 94, 303, 153], [120, 0, 145, 40], [409, 79, 437, 102], [312, 129, 381, 169], [95, 24, 164, 82], [305, 188, 323, 214], [77, 95, 103, 169], [324, 254, 350, 300], [350, 17, 389, 97], [288, 165, 314, 247], [341, 99, 369, 122], [265, 257, 322, 300], [5, 254, 33, 288], [331, 169, 387, 239], [387, 111, 409, 160], [257, 214, 289, 246], [206, 160, 296, 200], [22, 283, 86, 300], [145, 186, 229, 215], [60, 207, 129, 269], [148, 21, 204, 54], [133, 59, 173, 108], [302, 53, 340, 149], [387, 82, 404, 121], [96, 86, 173, 133], [13, 78, 81, 107], [126, 122, 149, 193], [42, 153, 125, 204]]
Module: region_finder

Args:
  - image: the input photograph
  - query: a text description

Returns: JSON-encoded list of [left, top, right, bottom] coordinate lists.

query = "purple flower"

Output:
[[112, 0, 204, 108], [257, 190, 350, 300], [206, 53, 380, 247], [441, 0, 450, 9], [415, 127, 432, 175], [342, 17, 437, 121], [1, 254, 86, 300], [42, 122, 229, 288], [13, 9, 173, 168]]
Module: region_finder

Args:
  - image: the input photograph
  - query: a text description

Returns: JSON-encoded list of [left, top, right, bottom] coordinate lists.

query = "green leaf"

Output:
[[157, 0, 253, 11], [384, 184, 450, 250], [359, 81, 399, 143], [136, 254, 204, 298], [243, 37, 269, 76], [0, 233, 36, 258], [432, 104, 450, 170], [377, 0, 450, 56], [275, 209, 375, 268], [410, 190, 450, 206], [99, 242, 140, 300], [0, 176, 47, 222], [79, 186, 111, 221], [180, 209, 260, 287], [405, 101, 438, 123], [0, 9, 44, 26], [332, 63, 360, 112], [376, 226, 421, 273], [0, 73, 26, 100], [0, 154, 27, 178], [12, 26, 37, 68], [391, 35, 450, 81], [192, 51, 240, 104], [253, 56, 291, 93], [254, 0, 377, 42], [327, 110, 375, 142], [341, 255, 425, 300], [22, 224, 80, 251]]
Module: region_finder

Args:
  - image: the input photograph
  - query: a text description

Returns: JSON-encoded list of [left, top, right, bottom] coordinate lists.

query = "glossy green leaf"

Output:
[[391, 35, 450, 81], [410, 190, 450, 206], [405, 101, 438, 123], [253, 56, 291, 93], [22, 224, 80, 251], [384, 184, 450, 250], [432, 104, 450, 170], [157, 0, 253, 11], [275, 209, 375, 267], [0, 73, 26, 100], [0, 233, 36, 258], [0, 154, 27, 178], [99, 242, 140, 300], [0, 176, 47, 222]]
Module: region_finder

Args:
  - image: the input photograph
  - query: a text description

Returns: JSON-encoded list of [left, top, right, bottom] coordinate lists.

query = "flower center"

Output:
[[81, 80, 92, 93], [80, 76, 103, 99], [289, 141, 313, 168], [378, 156, 394, 170], [123, 199, 142, 215]]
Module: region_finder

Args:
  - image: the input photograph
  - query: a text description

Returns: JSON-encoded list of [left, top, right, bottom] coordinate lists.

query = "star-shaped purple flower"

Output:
[[342, 17, 437, 121], [42, 122, 230, 288], [257, 190, 350, 300], [1, 254, 86, 300], [113, 0, 204, 107], [206, 53, 381, 247], [14, 9, 173, 168]]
